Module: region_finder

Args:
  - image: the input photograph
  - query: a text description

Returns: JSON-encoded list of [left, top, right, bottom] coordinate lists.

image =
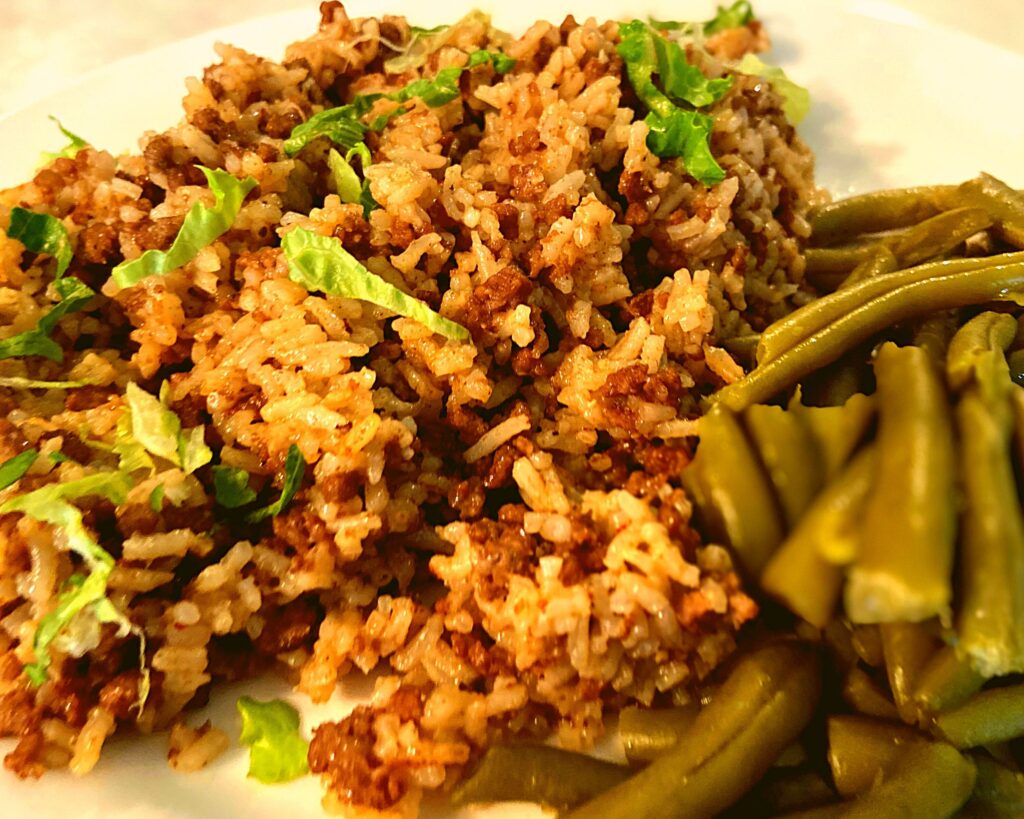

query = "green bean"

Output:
[[799, 350, 871, 408], [619, 704, 699, 763], [744, 404, 826, 528], [911, 310, 960, 369], [842, 667, 900, 721], [888, 206, 992, 268], [845, 344, 955, 625], [565, 642, 821, 819], [1008, 349, 1024, 386], [451, 744, 631, 811], [957, 388, 1024, 677], [880, 621, 941, 724], [850, 625, 884, 668], [714, 260, 1024, 412], [960, 754, 1024, 818], [792, 393, 875, 479], [1012, 386, 1024, 482], [761, 448, 875, 628], [946, 311, 1017, 393], [934, 684, 1024, 748], [805, 245, 879, 276], [682, 405, 785, 577], [722, 333, 761, 370], [809, 185, 955, 246], [955, 173, 1024, 249], [757, 251, 1024, 366], [912, 645, 986, 716], [799, 741, 976, 818], [839, 245, 897, 289], [827, 715, 926, 797], [725, 767, 837, 817]]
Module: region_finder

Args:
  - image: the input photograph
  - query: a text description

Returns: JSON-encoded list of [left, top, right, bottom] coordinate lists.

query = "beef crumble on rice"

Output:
[[0, 2, 816, 814]]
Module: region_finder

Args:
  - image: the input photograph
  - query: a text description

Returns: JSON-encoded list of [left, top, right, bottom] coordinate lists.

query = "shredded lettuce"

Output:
[[114, 410, 155, 475], [327, 143, 378, 219], [0, 376, 90, 389], [617, 20, 732, 186], [149, 483, 166, 513], [284, 49, 514, 157], [49, 452, 71, 465], [124, 382, 212, 474], [283, 227, 469, 340], [704, 1, 755, 35], [385, 13, 490, 75], [245, 444, 305, 523], [237, 696, 310, 784], [1, 469, 146, 694], [0, 276, 95, 362], [40, 116, 89, 164], [735, 53, 811, 125], [212, 465, 257, 509], [6, 207, 72, 279], [0, 450, 37, 490], [111, 167, 257, 288]]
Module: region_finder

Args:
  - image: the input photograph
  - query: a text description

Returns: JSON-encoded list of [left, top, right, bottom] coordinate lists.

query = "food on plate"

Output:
[[2, 0, 1023, 816]]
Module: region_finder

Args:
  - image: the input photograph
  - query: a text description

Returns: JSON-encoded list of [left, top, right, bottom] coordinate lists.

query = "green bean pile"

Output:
[[448, 177, 1024, 817]]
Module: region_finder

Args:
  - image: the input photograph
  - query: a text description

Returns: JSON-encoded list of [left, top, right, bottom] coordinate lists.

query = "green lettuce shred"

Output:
[[245, 444, 305, 523], [0, 376, 91, 389], [282, 227, 469, 340], [111, 167, 257, 288], [385, 12, 491, 75], [212, 465, 257, 509], [735, 53, 811, 125], [236, 696, 310, 784], [149, 483, 166, 513], [617, 20, 732, 186], [113, 410, 156, 475], [0, 470, 147, 697], [6, 207, 72, 278], [124, 382, 212, 474], [327, 143, 378, 219], [39, 116, 89, 164], [283, 49, 514, 157], [0, 450, 37, 490], [0, 276, 95, 362], [704, 1, 755, 35]]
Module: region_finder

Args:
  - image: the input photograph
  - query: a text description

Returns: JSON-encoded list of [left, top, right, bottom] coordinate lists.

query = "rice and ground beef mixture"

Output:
[[0, 3, 817, 814]]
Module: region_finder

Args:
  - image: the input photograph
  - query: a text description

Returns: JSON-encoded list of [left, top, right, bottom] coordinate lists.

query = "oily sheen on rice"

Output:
[[0, 3, 816, 815]]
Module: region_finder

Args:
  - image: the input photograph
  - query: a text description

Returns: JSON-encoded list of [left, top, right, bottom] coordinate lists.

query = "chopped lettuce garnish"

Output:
[[282, 227, 469, 340], [212, 465, 258, 509], [40, 116, 89, 164], [1, 469, 146, 694], [245, 444, 305, 523], [408, 23, 448, 36], [283, 49, 514, 157], [704, 1, 755, 36], [6, 207, 72, 279], [0, 276, 95, 362], [149, 483, 166, 513], [124, 382, 212, 474], [617, 21, 731, 185], [111, 167, 257, 288], [327, 143, 378, 219], [114, 410, 156, 475], [0, 450, 37, 490], [735, 53, 811, 125], [236, 696, 310, 784], [49, 452, 71, 465], [0, 376, 90, 389], [385, 13, 491, 75]]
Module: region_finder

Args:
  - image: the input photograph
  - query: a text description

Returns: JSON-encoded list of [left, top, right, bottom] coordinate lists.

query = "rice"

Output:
[[0, 2, 816, 814]]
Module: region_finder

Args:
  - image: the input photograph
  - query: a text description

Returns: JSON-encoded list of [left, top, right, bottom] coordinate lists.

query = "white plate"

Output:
[[1, 2, 1023, 817]]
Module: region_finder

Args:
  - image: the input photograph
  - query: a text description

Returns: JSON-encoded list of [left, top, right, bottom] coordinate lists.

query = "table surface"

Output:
[[1, 0, 1022, 116]]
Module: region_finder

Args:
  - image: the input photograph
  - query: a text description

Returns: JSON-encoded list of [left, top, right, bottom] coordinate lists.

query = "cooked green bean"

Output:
[[845, 344, 955, 624], [799, 351, 871, 408], [714, 260, 1024, 412], [565, 643, 821, 819], [744, 404, 825, 528], [726, 767, 837, 817], [880, 622, 941, 724], [912, 645, 986, 716], [955, 174, 1024, 249], [761, 448, 875, 628], [842, 667, 900, 721], [960, 754, 1024, 818], [805, 245, 879, 276], [888, 206, 992, 268], [911, 310, 960, 369], [451, 744, 631, 811], [1012, 386, 1024, 476], [722, 333, 761, 369], [850, 625, 884, 668], [957, 388, 1024, 677], [809, 185, 955, 246], [827, 715, 926, 797], [934, 684, 1024, 748], [619, 704, 699, 763], [757, 251, 1024, 366], [946, 311, 1017, 393], [1008, 349, 1024, 386], [839, 245, 897, 289], [792, 393, 875, 478], [799, 740, 976, 818], [682, 405, 785, 577]]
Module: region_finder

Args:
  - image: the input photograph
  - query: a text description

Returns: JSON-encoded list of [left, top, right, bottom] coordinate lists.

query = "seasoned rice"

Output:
[[0, 2, 818, 814]]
